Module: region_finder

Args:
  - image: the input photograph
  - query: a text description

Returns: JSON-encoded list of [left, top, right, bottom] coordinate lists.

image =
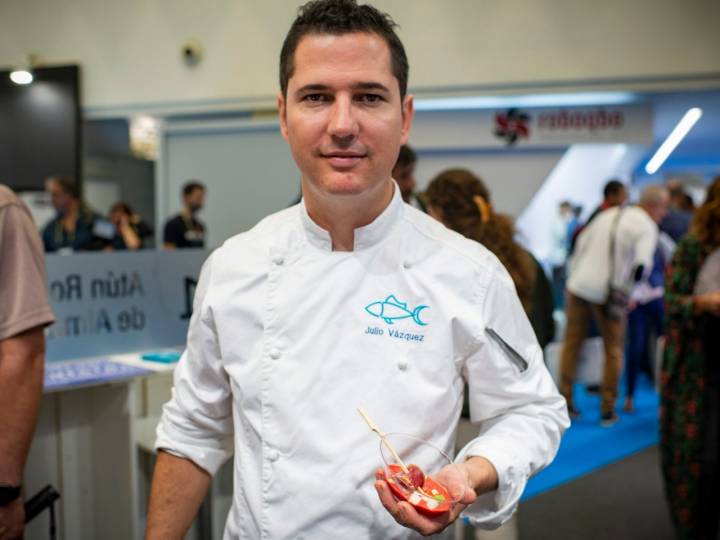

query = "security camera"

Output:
[[182, 40, 203, 66]]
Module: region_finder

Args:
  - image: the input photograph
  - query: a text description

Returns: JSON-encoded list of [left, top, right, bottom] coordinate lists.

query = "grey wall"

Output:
[[160, 120, 299, 248]]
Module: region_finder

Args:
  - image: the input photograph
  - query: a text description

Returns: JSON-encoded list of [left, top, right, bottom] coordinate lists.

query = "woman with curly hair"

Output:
[[660, 175, 720, 540], [424, 168, 555, 349]]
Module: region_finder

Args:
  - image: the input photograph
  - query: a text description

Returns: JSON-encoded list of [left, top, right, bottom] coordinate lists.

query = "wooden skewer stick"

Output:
[[357, 407, 409, 474]]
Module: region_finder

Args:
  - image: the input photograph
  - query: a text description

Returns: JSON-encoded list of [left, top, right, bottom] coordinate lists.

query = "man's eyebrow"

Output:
[[294, 82, 392, 95], [295, 84, 331, 95], [354, 82, 391, 93]]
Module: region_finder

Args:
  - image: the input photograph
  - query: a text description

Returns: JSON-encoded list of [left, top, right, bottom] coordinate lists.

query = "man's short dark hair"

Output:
[[603, 180, 625, 199], [48, 175, 79, 199], [183, 181, 205, 197], [394, 145, 416, 169], [280, 0, 409, 99]]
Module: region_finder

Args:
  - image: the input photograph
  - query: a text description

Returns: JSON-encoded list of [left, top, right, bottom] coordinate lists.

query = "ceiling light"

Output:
[[644, 107, 703, 175], [8, 54, 37, 85], [10, 69, 33, 85], [413, 92, 637, 111]]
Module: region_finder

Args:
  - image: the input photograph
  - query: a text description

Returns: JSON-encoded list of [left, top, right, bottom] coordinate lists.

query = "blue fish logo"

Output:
[[365, 295, 429, 326]]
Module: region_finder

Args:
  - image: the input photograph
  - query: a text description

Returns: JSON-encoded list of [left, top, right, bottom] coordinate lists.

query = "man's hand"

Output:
[[374, 456, 498, 537], [0, 498, 25, 540]]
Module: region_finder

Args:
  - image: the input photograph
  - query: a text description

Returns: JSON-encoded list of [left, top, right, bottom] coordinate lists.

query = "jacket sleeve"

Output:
[[456, 262, 569, 528], [155, 252, 234, 475], [632, 215, 659, 280]]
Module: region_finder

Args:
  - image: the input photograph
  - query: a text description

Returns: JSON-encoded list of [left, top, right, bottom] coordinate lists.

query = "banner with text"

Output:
[[411, 103, 653, 149], [45, 250, 208, 362]]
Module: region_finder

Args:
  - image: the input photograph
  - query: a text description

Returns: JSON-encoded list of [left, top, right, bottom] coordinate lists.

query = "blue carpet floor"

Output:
[[522, 377, 659, 501]]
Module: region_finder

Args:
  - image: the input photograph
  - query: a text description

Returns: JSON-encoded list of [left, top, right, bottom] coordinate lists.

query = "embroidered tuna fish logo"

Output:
[[365, 295, 429, 326]]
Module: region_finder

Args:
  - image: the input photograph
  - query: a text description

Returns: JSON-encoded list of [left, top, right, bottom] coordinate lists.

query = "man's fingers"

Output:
[[374, 476, 467, 537], [374, 480, 408, 525], [461, 486, 477, 505]]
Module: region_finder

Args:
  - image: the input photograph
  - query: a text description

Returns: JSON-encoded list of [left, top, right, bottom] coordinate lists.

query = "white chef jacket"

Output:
[[156, 186, 569, 540], [567, 206, 658, 305]]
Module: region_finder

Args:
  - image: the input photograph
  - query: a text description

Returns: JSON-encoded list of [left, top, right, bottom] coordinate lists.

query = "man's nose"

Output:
[[328, 96, 359, 142]]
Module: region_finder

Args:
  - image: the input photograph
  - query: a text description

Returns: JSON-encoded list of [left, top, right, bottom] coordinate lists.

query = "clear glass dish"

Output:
[[380, 432, 468, 514]]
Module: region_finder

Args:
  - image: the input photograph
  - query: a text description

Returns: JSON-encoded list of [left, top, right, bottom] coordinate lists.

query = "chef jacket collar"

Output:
[[299, 183, 403, 252]]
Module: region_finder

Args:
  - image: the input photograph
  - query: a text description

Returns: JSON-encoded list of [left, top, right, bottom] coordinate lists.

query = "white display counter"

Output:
[[22, 250, 233, 540]]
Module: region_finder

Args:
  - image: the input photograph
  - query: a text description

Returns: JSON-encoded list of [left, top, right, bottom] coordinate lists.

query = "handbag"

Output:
[[605, 286, 629, 321], [604, 208, 629, 321]]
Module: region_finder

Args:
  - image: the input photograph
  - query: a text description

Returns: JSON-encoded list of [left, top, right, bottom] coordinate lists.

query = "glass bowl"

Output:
[[380, 432, 468, 515]]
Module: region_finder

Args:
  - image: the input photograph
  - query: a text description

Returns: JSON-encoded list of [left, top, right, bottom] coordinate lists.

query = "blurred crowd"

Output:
[[40, 175, 207, 254]]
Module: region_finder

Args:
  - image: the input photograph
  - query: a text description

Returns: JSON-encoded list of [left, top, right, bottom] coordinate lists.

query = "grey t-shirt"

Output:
[[0, 185, 55, 340]]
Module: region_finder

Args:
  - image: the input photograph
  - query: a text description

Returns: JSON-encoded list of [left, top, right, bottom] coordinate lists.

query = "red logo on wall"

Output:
[[494, 108, 531, 145]]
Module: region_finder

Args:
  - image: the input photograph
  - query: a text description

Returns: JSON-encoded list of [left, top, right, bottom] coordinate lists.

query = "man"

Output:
[[42, 176, 106, 253], [659, 180, 693, 243], [392, 144, 425, 210], [0, 185, 55, 539], [586, 179, 628, 224], [163, 181, 206, 249], [147, 2, 568, 538], [560, 185, 669, 426], [568, 179, 627, 256]]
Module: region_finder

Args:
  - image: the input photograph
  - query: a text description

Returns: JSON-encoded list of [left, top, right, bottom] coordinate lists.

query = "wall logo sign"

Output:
[[494, 108, 531, 145]]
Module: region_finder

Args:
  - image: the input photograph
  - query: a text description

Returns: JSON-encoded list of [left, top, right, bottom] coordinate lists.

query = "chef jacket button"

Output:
[[403, 260, 411, 269], [268, 450, 280, 462], [397, 360, 408, 371], [269, 349, 281, 360], [272, 254, 284, 265]]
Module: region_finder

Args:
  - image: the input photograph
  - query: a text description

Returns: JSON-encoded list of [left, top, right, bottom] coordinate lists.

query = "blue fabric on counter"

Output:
[[44, 358, 152, 391]]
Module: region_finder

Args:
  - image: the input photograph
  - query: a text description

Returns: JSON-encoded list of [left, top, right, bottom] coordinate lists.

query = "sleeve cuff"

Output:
[[455, 439, 527, 529], [155, 416, 233, 476]]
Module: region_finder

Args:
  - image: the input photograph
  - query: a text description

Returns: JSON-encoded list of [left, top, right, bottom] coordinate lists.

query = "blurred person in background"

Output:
[[392, 144, 425, 211], [660, 176, 720, 540], [660, 180, 694, 243], [42, 176, 107, 253], [108, 202, 153, 251], [163, 181, 206, 249], [624, 229, 675, 413], [549, 200, 574, 309], [425, 168, 555, 540], [560, 185, 668, 426], [568, 179, 628, 255], [586, 179, 628, 224], [0, 185, 55, 539], [425, 168, 555, 349]]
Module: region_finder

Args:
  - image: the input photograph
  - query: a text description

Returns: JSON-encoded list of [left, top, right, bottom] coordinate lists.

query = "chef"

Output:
[[146, 1, 569, 538]]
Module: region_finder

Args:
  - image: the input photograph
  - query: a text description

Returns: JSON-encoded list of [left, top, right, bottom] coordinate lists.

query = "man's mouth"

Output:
[[322, 151, 366, 168]]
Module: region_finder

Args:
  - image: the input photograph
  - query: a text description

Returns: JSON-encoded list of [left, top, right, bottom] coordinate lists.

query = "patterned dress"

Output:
[[660, 234, 715, 539]]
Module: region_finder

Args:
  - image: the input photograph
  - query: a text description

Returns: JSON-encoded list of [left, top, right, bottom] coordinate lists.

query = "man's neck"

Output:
[[303, 180, 394, 252]]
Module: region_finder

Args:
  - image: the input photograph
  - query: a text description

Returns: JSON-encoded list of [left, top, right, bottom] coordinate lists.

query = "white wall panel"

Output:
[[1, 0, 718, 111], [412, 149, 564, 218]]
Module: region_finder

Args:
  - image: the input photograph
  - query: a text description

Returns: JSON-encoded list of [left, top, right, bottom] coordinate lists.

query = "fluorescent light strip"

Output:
[[644, 107, 703, 175], [413, 92, 636, 111]]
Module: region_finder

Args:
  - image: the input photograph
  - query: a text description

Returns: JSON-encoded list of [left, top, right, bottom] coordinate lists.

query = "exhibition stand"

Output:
[[23, 250, 218, 540]]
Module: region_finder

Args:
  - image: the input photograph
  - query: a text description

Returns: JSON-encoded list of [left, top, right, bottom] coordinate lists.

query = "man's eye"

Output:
[[303, 94, 327, 103], [358, 94, 383, 104]]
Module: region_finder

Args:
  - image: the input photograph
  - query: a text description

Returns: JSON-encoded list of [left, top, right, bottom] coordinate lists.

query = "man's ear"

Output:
[[400, 94, 414, 145], [278, 92, 289, 141]]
